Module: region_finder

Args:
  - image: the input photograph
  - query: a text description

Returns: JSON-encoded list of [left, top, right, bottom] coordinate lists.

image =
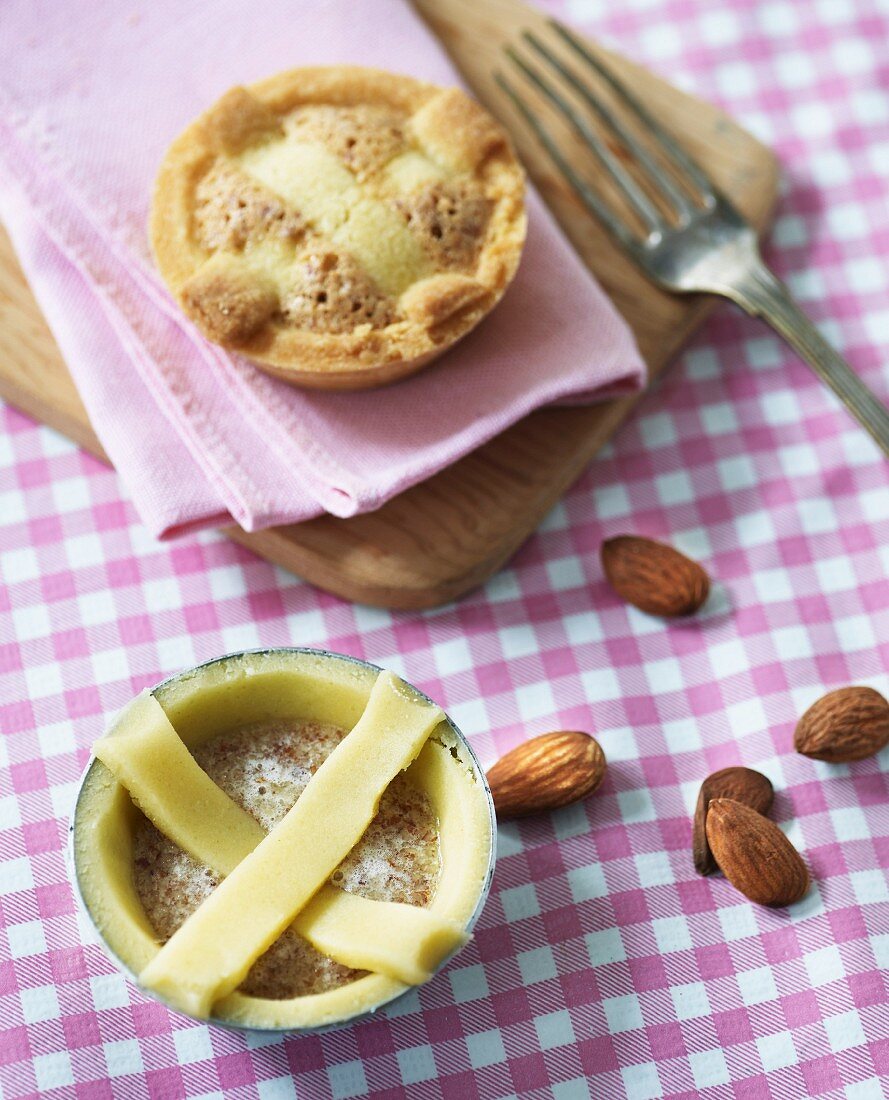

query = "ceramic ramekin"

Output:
[[69, 648, 497, 1035]]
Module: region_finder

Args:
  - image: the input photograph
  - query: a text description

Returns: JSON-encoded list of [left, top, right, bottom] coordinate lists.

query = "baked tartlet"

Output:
[[71, 650, 495, 1031], [150, 67, 527, 389]]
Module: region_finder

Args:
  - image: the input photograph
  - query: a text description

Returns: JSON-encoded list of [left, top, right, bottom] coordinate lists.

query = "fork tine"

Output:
[[506, 46, 666, 239], [548, 19, 717, 210], [523, 30, 699, 225], [494, 71, 644, 257]]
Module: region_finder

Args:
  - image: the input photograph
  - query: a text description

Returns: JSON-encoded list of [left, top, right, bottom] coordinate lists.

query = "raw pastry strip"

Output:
[[293, 891, 466, 987], [94, 688, 463, 987], [138, 671, 444, 1017], [93, 691, 265, 876]]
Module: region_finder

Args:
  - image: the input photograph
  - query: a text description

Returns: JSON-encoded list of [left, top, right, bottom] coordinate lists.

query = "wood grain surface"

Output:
[[0, 0, 779, 608]]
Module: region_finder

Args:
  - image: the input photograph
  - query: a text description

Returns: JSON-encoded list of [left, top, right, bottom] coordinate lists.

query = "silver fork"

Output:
[[497, 21, 889, 457]]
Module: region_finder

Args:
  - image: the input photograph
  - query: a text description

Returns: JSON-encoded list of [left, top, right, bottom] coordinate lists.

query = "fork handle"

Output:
[[723, 261, 889, 458]]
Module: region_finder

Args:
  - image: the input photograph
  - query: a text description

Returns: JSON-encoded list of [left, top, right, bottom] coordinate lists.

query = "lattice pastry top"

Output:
[[72, 651, 493, 1030], [150, 67, 527, 389]]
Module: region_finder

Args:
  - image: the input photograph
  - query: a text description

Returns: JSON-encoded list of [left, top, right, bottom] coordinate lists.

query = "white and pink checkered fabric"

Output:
[[2, 0, 889, 1097]]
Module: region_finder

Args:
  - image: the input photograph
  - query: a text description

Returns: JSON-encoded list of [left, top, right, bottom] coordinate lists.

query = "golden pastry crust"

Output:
[[150, 67, 526, 389]]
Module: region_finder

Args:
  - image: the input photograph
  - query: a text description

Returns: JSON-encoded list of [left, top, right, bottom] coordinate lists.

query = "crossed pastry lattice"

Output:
[[94, 671, 465, 1018], [154, 78, 512, 359]]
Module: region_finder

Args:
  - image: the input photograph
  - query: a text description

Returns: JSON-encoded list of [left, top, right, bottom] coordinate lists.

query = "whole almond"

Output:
[[487, 731, 606, 819], [693, 767, 774, 875], [794, 686, 889, 763], [706, 798, 809, 907], [601, 535, 710, 617]]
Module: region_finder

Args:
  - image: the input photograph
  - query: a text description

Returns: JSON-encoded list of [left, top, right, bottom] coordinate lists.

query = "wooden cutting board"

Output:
[[0, 0, 779, 609]]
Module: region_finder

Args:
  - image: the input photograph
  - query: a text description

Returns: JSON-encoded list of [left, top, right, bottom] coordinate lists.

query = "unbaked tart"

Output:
[[71, 650, 494, 1030], [150, 66, 527, 389]]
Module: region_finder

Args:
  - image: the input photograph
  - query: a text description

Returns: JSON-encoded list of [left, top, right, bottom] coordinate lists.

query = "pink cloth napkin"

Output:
[[0, 0, 645, 538]]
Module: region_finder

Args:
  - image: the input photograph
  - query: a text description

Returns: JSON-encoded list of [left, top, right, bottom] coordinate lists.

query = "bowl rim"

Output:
[[67, 646, 497, 1035]]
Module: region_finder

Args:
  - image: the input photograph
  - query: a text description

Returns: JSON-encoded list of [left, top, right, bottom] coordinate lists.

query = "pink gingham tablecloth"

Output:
[[2, 0, 889, 1097]]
